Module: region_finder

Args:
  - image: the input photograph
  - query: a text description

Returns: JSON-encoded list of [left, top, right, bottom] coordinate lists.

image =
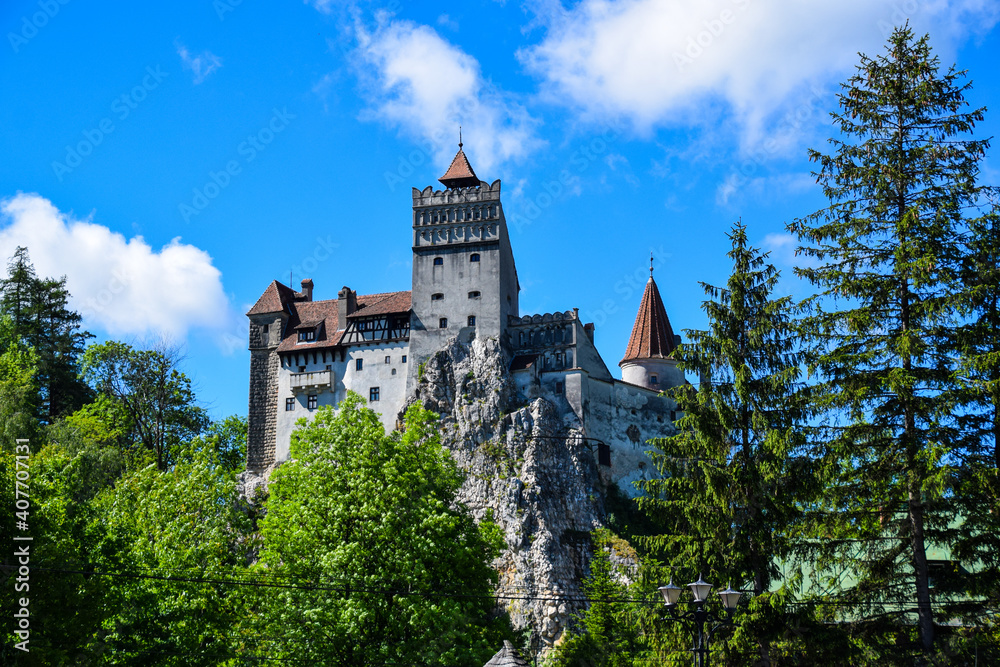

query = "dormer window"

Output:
[[295, 320, 321, 342], [433, 257, 443, 266], [470, 253, 480, 262], [431, 293, 444, 301], [650, 374, 659, 385]]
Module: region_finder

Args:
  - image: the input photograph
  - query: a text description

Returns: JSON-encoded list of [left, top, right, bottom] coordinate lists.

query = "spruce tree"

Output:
[[787, 26, 994, 659], [638, 222, 806, 665], [0, 247, 92, 421]]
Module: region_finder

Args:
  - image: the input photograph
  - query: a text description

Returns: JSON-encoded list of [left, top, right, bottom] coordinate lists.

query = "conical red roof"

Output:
[[439, 146, 480, 188], [620, 276, 677, 365]]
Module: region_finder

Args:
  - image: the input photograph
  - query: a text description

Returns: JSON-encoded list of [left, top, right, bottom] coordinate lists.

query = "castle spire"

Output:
[[620, 271, 677, 365], [438, 132, 480, 189]]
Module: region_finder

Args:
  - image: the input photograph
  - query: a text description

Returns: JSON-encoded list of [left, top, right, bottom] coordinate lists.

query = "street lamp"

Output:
[[657, 574, 742, 667]]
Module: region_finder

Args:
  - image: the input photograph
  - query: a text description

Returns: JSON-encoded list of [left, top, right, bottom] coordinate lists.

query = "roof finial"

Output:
[[459, 126, 463, 149], [650, 252, 654, 278]]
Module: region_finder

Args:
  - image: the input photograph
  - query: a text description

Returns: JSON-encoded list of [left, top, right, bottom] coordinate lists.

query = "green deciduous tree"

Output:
[[638, 222, 807, 665], [256, 393, 509, 665], [787, 25, 995, 660], [91, 445, 257, 664], [80, 341, 209, 470], [0, 315, 40, 446]]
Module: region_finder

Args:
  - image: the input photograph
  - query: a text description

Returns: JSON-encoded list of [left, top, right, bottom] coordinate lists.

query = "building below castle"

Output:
[[246, 144, 684, 494]]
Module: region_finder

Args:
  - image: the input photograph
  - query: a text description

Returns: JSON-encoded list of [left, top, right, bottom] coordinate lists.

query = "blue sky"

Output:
[[2, 0, 998, 421]]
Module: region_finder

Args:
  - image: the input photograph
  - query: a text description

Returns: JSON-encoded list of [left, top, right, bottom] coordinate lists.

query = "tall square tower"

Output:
[[407, 144, 519, 389]]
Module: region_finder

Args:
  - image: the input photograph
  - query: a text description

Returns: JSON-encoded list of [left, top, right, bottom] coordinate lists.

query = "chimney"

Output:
[[584, 322, 595, 343], [337, 286, 357, 331], [300, 278, 314, 302]]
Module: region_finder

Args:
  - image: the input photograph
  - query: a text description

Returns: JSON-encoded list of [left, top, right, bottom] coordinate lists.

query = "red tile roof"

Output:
[[439, 147, 480, 188], [620, 276, 677, 365], [347, 291, 412, 318], [275, 290, 412, 354], [246, 280, 297, 315]]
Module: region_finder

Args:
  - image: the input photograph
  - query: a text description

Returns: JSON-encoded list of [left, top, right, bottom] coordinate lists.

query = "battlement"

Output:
[[411, 180, 502, 208], [508, 310, 579, 327]]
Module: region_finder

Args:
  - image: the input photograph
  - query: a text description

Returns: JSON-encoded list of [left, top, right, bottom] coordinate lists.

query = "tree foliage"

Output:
[[256, 393, 509, 665], [787, 25, 996, 660], [1, 246, 92, 421], [80, 341, 209, 470], [637, 222, 808, 665]]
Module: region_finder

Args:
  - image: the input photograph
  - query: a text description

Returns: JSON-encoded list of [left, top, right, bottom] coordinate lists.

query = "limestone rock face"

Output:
[[402, 336, 608, 647]]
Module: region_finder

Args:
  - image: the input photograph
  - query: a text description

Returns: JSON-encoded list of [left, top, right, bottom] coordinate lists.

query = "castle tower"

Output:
[[619, 263, 683, 390], [246, 280, 296, 471], [407, 141, 520, 390]]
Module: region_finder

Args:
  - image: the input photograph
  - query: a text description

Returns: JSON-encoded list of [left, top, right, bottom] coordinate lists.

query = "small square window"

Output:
[[298, 366, 306, 373], [356, 359, 363, 371], [650, 374, 659, 385], [402, 355, 407, 363], [285, 398, 295, 411], [307, 395, 318, 410], [370, 387, 380, 402], [385, 356, 391, 364], [439, 318, 448, 329], [433, 257, 443, 266], [468, 291, 481, 299], [470, 253, 480, 262], [431, 293, 444, 301], [468, 315, 476, 327]]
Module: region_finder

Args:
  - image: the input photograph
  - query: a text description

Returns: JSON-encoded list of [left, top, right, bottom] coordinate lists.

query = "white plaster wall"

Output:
[[621, 359, 684, 391], [275, 341, 410, 461]]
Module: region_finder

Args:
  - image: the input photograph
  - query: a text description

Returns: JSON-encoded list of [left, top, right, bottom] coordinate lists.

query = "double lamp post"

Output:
[[658, 575, 742, 667]]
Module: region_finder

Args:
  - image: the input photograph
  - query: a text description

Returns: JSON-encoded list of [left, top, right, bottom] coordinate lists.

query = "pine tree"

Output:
[[638, 222, 806, 665], [787, 25, 994, 659], [950, 208, 1000, 642], [0, 247, 92, 421]]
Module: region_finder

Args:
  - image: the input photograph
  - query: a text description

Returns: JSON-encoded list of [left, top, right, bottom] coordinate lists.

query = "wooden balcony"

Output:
[[290, 370, 333, 393]]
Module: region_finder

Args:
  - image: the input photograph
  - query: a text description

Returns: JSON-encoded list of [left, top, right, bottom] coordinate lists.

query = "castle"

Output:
[[246, 143, 684, 494]]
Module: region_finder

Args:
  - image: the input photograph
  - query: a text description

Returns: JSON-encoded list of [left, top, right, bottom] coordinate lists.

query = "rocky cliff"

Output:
[[402, 336, 613, 648]]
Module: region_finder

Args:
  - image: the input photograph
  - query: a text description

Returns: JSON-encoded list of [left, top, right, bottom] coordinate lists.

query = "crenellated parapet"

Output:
[[411, 179, 501, 206]]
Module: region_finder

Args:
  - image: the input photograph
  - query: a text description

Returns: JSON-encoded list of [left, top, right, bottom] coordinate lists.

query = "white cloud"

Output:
[[521, 0, 1000, 141], [176, 41, 222, 85], [0, 193, 231, 342], [353, 16, 542, 175]]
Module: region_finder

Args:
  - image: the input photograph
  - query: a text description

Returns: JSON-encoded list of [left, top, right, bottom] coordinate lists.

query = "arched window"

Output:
[[433, 257, 443, 266], [470, 253, 480, 262]]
